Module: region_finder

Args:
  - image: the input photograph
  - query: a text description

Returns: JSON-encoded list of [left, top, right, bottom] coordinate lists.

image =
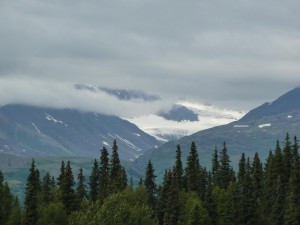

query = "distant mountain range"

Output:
[[0, 104, 160, 161], [134, 87, 300, 178]]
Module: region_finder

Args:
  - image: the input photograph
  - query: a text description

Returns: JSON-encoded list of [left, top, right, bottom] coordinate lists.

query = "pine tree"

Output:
[[61, 161, 76, 214], [219, 142, 235, 189], [144, 160, 157, 209], [76, 168, 86, 202], [251, 152, 263, 200], [263, 150, 275, 215], [89, 159, 99, 202], [24, 159, 40, 225], [99, 147, 110, 204], [185, 141, 202, 195], [211, 146, 220, 187], [110, 140, 126, 193], [57, 160, 65, 188], [283, 133, 292, 185], [41, 172, 53, 205], [284, 151, 300, 224], [0, 171, 14, 225], [291, 136, 299, 167], [175, 144, 184, 190]]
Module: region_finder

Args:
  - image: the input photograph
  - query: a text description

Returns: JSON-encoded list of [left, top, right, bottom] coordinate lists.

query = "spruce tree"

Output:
[[76, 168, 86, 202], [0, 171, 13, 225], [110, 140, 126, 193], [263, 150, 276, 218], [41, 172, 52, 205], [61, 161, 76, 214], [175, 144, 184, 190], [57, 160, 65, 188], [251, 152, 263, 200], [144, 160, 157, 209], [211, 146, 220, 187], [99, 147, 110, 204], [284, 151, 300, 224], [89, 159, 99, 202], [185, 141, 202, 195], [283, 133, 292, 185], [24, 159, 40, 225], [219, 142, 235, 189]]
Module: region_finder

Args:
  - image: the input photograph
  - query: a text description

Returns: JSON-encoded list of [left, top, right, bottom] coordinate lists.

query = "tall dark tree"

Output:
[[211, 146, 220, 187], [99, 147, 110, 204], [291, 136, 299, 166], [251, 152, 263, 200], [61, 161, 76, 214], [0, 171, 13, 225], [283, 133, 292, 185], [219, 142, 235, 189], [284, 149, 300, 225], [263, 150, 276, 219], [110, 140, 127, 193], [144, 160, 157, 209], [76, 168, 86, 202], [89, 159, 99, 202], [185, 141, 202, 195], [41, 172, 53, 205], [57, 160, 65, 188], [175, 144, 184, 190], [24, 159, 40, 225]]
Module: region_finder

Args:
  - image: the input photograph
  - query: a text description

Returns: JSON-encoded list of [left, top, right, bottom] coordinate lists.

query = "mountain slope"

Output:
[[134, 87, 300, 178], [0, 105, 161, 161]]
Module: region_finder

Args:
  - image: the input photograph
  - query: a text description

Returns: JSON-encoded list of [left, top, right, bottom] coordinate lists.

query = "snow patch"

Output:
[[45, 114, 68, 126], [258, 123, 271, 128], [115, 135, 142, 152], [32, 123, 41, 133], [102, 141, 110, 147], [233, 125, 249, 128]]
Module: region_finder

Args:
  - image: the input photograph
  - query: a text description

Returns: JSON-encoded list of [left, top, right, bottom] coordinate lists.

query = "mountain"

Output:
[[134, 87, 300, 179], [0, 104, 161, 161]]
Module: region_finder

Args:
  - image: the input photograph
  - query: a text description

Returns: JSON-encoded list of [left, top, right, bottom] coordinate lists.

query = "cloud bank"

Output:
[[0, 0, 299, 112]]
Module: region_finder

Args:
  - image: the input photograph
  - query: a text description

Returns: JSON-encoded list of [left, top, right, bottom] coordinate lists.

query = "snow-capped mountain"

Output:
[[126, 101, 245, 142]]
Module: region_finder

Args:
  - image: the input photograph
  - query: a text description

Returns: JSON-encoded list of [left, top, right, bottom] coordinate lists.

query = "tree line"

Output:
[[0, 133, 300, 225]]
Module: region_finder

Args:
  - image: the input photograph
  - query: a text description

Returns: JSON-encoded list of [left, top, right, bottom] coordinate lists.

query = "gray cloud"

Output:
[[0, 0, 299, 113]]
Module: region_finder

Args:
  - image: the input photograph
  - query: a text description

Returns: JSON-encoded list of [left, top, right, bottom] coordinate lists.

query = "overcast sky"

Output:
[[0, 0, 299, 115]]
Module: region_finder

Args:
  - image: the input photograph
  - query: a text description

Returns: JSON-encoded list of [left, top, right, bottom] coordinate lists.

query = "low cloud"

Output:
[[0, 77, 173, 117], [0, 0, 299, 111]]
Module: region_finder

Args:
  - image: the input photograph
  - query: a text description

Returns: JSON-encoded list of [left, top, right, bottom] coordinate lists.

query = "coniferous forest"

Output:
[[1, 134, 300, 225]]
